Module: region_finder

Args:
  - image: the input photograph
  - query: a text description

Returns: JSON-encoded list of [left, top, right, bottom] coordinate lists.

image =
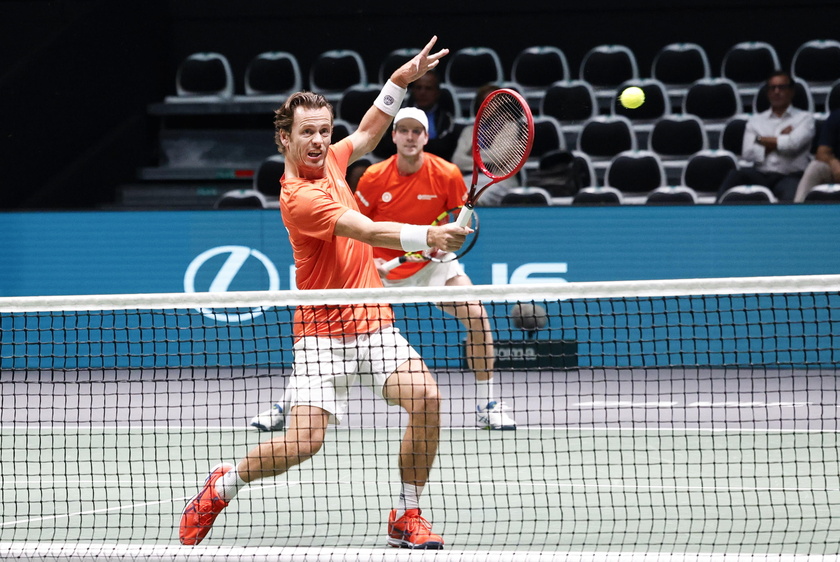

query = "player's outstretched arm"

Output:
[[347, 36, 449, 162], [335, 209, 469, 252]]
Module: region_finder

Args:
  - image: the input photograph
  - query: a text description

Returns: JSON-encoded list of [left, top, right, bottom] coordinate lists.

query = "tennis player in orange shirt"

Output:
[[179, 36, 466, 550], [356, 106, 517, 430], [253, 107, 517, 430]]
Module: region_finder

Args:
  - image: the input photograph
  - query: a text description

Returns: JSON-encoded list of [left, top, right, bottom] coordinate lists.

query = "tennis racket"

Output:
[[455, 88, 535, 228], [382, 206, 480, 272]]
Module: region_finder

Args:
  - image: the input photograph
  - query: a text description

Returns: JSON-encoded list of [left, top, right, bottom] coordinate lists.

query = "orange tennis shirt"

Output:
[[280, 138, 393, 338], [354, 152, 467, 280]]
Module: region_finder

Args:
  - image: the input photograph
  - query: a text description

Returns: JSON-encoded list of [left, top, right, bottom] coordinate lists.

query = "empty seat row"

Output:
[[155, 43, 835, 192], [148, 95, 754, 191], [556, 183, 840, 206], [219, 151, 840, 210], [179, 112, 751, 196], [166, 49, 364, 104], [484, 40, 840, 112], [496, 182, 840, 207], [336, 76, 833, 161], [528, 148, 739, 196], [338, 84, 797, 162], [571, 114, 745, 176], [597, 149, 735, 194], [164, 40, 840, 113], [540, 76, 837, 131], [392, 40, 839, 114]]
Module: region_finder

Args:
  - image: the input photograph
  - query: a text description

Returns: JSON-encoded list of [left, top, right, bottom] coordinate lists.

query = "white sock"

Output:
[[475, 378, 494, 408], [216, 466, 245, 501], [395, 483, 423, 519]]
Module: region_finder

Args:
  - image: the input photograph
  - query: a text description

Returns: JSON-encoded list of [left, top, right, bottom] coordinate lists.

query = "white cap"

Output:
[[393, 107, 429, 131]]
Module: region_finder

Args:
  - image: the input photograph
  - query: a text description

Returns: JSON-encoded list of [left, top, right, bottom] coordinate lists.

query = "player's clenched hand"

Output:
[[428, 223, 472, 252]]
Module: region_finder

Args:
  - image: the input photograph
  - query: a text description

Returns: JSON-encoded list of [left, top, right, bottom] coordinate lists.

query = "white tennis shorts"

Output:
[[382, 256, 465, 288], [286, 325, 420, 425]]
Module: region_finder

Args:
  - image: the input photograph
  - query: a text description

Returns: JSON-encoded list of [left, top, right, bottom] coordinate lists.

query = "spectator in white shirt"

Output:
[[716, 71, 815, 202]]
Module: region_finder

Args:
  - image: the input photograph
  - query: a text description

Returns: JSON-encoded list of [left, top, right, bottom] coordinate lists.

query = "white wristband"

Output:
[[373, 80, 407, 117], [400, 224, 431, 252]]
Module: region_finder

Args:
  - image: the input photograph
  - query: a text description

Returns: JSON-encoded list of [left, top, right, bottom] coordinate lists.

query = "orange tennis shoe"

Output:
[[387, 508, 444, 549], [179, 463, 234, 545]]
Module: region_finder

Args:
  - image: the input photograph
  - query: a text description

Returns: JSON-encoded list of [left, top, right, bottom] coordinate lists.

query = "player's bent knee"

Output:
[[283, 416, 329, 460], [391, 383, 441, 414], [412, 385, 442, 414], [285, 430, 325, 459], [298, 439, 324, 459]]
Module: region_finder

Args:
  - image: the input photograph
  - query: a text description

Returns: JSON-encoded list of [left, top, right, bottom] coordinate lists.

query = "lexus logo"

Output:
[[184, 245, 280, 323]]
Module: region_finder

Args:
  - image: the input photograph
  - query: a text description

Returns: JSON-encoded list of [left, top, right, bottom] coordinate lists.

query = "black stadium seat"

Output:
[[580, 44, 639, 93], [577, 115, 637, 160], [309, 49, 367, 103], [239, 51, 302, 100], [604, 150, 666, 194], [572, 185, 623, 205], [165, 52, 234, 103], [804, 183, 840, 203], [649, 115, 708, 160], [791, 39, 840, 106], [646, 185, 699, 205], [681, 150, 739, 194], [651, 42, 711, 106], [718, 184, 778, 204], [337, 85, 381, 126], [720, 41, 781, 104], [511, 46, 570, 107]]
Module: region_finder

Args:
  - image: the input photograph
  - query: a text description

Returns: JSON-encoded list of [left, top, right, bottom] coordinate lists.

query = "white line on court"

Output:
[[0, 497, 183, 528], [572, 401, 816, 408], [5, 476, 837, 530], [4, 425, 840, 432], [1, 543, 837, 561]]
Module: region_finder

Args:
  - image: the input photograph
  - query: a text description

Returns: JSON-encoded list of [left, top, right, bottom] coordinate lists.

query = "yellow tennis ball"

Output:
[[620, 86, 645, 109]]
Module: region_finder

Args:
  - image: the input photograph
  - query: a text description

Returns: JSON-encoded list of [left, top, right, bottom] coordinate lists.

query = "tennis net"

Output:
[[2, 274, 840, 561]]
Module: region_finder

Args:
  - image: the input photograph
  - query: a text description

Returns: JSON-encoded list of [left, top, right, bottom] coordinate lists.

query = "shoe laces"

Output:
[[483, 400, 510, 412], [399, 509, 433, 533], [188, 490, 226, 526]]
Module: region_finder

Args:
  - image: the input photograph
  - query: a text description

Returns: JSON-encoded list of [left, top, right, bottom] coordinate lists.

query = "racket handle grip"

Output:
[[455, 205, 474, 228], [381, 256, 406, 272]]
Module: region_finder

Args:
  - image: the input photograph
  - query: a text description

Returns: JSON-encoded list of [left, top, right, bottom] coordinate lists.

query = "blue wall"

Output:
[[2, 206, 840, 297], [2, 206, 839, 370]]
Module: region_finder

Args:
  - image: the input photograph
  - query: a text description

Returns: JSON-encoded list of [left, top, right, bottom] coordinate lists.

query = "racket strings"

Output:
[[476, 95, 531, 178]]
